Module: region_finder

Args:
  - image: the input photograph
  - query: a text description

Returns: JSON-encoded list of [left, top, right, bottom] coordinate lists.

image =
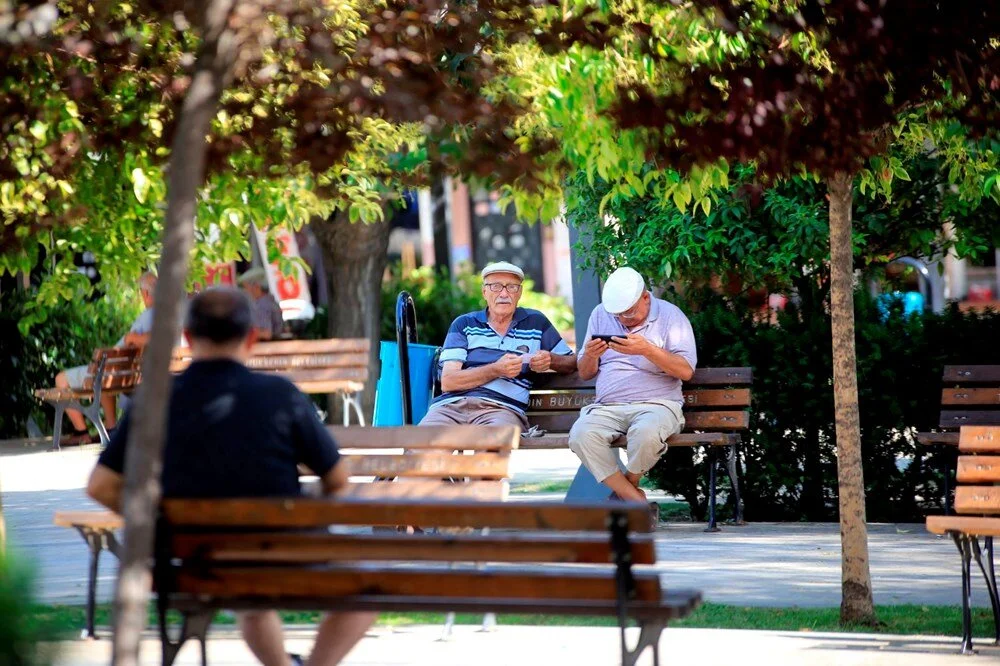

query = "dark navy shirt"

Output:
[[98, 359, 340, 498], [431, 307, 572, 413]]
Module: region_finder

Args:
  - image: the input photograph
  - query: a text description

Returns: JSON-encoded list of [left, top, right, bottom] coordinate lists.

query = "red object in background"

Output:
[[192, 262, 235, 292], [768, 293, 788, 311], [968, 284, 995, 303]]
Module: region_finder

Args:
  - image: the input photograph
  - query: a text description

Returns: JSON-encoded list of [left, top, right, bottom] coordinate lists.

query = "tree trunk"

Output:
[[111, 4, 236, 664], [312, 211, 390, 423], [827, 172, 876, 625]]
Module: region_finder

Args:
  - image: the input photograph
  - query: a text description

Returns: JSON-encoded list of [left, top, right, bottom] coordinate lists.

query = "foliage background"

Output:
[[0, 284, 139, 439], [651, 290, 1000, 523]]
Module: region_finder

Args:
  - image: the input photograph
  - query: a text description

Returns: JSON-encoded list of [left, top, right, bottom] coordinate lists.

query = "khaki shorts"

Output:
[[419, 397, 528, 430]]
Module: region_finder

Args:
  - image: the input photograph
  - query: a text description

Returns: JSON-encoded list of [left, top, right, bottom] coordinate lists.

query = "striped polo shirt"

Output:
[[431, 307, 573, 414]]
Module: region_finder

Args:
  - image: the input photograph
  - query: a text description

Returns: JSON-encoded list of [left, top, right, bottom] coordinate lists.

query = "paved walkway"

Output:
[[50, 626, 1000, 665], [0, 447, 986, 608]]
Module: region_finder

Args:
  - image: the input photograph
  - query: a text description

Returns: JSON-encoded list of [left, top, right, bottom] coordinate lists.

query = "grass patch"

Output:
[[30, 603, 997, 639], [651, 500, 692, 521], [509, 480, 573, 494]]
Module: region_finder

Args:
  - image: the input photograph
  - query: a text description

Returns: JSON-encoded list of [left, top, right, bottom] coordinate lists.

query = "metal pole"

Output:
[[568, 222, 601, 350], [395, 292, 418, 425]]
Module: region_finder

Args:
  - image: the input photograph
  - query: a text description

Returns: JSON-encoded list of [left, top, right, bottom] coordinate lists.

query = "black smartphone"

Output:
[[593, 334, 621, 343]]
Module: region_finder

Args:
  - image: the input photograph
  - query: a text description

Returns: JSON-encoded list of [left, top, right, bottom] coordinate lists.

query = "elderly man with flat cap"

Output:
[[569, 267, 697, 503], [420, 262, 577, 430], [238, 267, 284, 341]]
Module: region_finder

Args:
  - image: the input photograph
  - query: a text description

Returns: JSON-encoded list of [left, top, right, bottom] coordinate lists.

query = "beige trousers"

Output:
[[419, 397, 528, 430], [568, 401, 684, 482]]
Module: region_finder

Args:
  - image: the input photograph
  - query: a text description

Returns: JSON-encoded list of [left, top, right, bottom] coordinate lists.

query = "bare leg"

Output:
[[625, 471, 643, 489], [602, 471, 647, 503], [100, 393, 117, 429], [55, 372, 87, 432], [308, 612, 377, 666], [238, 611, 292, 666]]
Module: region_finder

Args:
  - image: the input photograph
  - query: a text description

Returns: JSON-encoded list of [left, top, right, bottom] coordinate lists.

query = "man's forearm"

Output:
[[577, 353, 599, 380], [550, 353, 577, 374], [440, 365, 500, 392], [644, 347, 694, 381]]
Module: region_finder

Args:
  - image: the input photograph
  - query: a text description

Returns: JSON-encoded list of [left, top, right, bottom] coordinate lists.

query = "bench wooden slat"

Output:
[[341, 453, 509, 479], [940, 410, 1000, 428], [338, 480, 507, 501], [526, 410, 749, 433], [942, 388, 1000, 406], [170, 532, 657, 565], [916, 431, 960, 446], [943, 365, 1000, 383], [259, 368, 369, 383], [528, 389, 751, 411], [959, 426, 1000, 452], [294, 380, 366, 394], [162, 498, 653, 532], [53, 511, 123, 530], [954, 486, 1000, 514], [172, 340, 370, 358], [956, 456, 1000, 483], [518, 432, 740, 450], [175, 565, 662, 603], [927, 515, 1000, 537], [329, 425, 520, 451], [532, 366, 751, 390]]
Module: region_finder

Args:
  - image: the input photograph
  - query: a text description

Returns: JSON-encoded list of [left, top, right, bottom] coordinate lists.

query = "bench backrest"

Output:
[[525, 367, 753, 433], [937, 366, 1000, 430], [171, 339, 370, 394], [326, 425, 519, 501], [84, 347, 144, 392], [950, 427, 1000, 515], [157, 497, 659, 605]]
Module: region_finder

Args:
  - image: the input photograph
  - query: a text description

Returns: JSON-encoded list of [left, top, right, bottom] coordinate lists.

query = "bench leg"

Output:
[[160, 610, 213, 666], [952, 533, 976, 655], [972, 536, 1000, 645], [342, 391, 366, 427], [621, 620, 665, 666], [75, 527, 106, 639], [50, 404, 66, 452], [440, 612, 456, 641], [726, 443, 745, 525], [705, 449, 720, 532]]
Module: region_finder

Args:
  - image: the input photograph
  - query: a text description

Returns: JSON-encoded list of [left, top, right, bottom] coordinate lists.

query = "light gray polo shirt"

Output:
[[579, 297, 697, 406]]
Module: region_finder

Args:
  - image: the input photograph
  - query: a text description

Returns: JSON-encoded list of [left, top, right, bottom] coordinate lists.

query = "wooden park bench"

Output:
[[53, 424, 518, 639], [518, 367, 753, 530], [171, 339, 370, 426], [917, 365, 1000, 510], [925, 426, 1000, 654], [156, 496, 699, 666], [35, 347, 143, 450]]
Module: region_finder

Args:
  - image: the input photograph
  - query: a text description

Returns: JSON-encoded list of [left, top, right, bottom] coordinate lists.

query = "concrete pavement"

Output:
[[0, 447, 987, 609], [49, 626, 1000, 665]]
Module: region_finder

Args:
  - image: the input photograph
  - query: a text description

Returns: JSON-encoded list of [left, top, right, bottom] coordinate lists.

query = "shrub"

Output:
[[647, 288, 1000, 523], [0, 286, 140, 439], [0, 554, 54, 666]]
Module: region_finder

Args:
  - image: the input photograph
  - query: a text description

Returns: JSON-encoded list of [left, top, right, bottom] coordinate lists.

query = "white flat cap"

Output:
[[481, 261, 524, 280], [602, 267, 646, 314], [237, 266, 269, 286]]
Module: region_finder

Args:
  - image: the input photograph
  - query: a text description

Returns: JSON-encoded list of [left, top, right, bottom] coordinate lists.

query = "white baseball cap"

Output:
[[481, 261, 524, 281], [602, 267, 646, 314]]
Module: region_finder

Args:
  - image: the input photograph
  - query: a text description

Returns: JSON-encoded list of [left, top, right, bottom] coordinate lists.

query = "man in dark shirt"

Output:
[[87, 287, 374, 666]]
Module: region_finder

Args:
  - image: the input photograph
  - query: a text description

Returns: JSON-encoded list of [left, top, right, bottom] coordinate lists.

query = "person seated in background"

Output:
[[419, 261, 576, 430], [569, 267, 697, 504], [238, 266, 285, 341], [86, 287, 373, 666], [52, 271, 158, 445]]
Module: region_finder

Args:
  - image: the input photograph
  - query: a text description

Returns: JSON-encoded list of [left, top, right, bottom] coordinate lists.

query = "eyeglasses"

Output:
[[484, 282, 522, 294], [615, 296, 646, 320]]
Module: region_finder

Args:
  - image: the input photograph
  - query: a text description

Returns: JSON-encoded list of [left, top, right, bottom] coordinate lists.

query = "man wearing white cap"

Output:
[[420, 261, 576, 429], [569, 267, 697, 503]]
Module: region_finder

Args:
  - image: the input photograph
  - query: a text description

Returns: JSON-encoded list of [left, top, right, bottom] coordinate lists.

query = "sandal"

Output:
[[59, 428, 92, 446]]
